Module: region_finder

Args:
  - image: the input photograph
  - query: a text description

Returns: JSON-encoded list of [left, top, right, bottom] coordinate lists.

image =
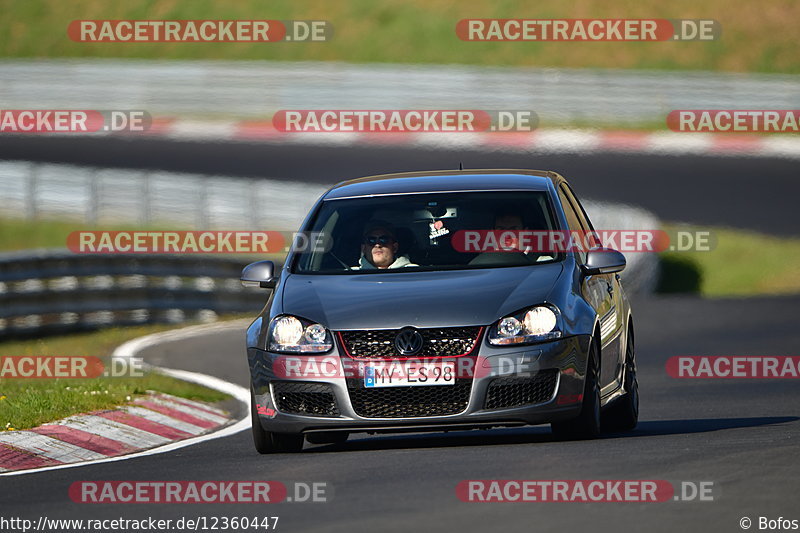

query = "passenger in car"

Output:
[[468, 211, 552, 265]]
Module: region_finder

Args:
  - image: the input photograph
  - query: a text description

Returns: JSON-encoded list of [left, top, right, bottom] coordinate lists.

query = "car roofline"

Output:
[[324, 188, 550, 201], [325, 169, 566, 198]]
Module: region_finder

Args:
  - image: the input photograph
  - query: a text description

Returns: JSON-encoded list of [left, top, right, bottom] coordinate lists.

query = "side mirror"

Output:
[[581, 249, 626, 276], [241, 260, 277, 289]]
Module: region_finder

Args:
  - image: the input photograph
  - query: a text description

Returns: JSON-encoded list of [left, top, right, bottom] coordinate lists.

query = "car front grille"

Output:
[[271, 381, 340, 417], [346, 378, 473, 418], [338, 326, 482, 359], [484, 370, 559, 410]]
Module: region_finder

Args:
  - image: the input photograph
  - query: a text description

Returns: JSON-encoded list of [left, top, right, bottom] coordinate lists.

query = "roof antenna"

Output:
[[459, 161, 464, 170]]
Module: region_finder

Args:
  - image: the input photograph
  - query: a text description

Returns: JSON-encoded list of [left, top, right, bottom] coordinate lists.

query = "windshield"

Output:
[[292, 191, 561, 274]]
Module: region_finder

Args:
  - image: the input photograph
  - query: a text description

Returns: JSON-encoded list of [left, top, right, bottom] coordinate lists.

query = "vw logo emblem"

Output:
[[394, 328, 423, 356]]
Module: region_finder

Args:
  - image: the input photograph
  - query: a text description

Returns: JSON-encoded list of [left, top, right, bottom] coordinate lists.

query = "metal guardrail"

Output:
[[0, 160, 325, 230], [1, 60, 798, 126], [0, 250, 267, 338]]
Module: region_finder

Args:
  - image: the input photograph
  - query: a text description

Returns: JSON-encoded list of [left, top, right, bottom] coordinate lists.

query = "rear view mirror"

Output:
[[241, 260, 277, 289], [581, 249, 626, 276]]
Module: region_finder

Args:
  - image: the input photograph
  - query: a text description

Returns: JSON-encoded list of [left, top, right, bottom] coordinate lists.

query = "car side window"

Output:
[[557, 187, 587, 264], [562, 184, 601, 251], [564, 184, 596, 232]]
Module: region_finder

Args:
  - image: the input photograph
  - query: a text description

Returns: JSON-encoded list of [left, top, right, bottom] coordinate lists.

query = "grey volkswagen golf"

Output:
[[242, 169, 638, 453]]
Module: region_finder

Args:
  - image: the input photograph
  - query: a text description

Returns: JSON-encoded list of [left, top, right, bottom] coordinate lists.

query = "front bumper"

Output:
[[247, 334, 591, 435]]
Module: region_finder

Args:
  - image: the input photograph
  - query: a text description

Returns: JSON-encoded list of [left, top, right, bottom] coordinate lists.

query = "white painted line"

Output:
[[54, 415, 171, 448], [166, 120, 238, 140], [119, 406, 207, 436], [0, 432, 106, 463], [282, 131, 361, 145], [0, 320, 250, 478], [413, 132, 487, 148], [137, 396, 230, 425], [760, 136, 800, 159], [532, 129, 602, 152], [112, 319, 251, 359], [645, 132, 715, 154]]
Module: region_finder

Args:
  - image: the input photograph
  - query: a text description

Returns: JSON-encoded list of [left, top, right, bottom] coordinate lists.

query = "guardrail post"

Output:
[[249, 179, 260, 229], [87, 170, 99, 225], [140, 172, 151, 225], [25, 163, 39, 220], [197, 178, 209, 229]]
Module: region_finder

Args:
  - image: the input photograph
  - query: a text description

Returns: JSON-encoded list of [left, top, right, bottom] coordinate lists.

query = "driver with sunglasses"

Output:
[[352, 220, 418, 270]]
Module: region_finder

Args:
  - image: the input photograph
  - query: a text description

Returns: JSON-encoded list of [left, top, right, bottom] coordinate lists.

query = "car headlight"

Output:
[[268, 315, 333, 353], [488, 305, 562, 345]]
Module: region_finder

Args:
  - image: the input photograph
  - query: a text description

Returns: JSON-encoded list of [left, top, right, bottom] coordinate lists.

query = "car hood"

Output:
[[281, 263, 564, 330]]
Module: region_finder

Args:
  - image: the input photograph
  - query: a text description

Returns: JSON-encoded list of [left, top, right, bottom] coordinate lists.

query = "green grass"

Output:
[[0, 323, 233, 430], [0, 0, 798, 73], [0, 217, 95, 252], [658, 224, 800, 297], [0, 217, 202, 252]]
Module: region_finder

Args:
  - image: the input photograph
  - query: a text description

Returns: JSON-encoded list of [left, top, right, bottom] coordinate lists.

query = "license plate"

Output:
[[364, 361, 456, 388]]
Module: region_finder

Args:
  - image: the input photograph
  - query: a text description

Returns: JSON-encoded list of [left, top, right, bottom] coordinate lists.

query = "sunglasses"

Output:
[[363, 234, 395, 246]]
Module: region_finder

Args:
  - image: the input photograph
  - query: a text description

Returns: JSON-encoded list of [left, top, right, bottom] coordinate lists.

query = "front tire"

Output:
[[602, 327, 639, 432], [251, 390, 304, 454], [551, 338, 601, 440]]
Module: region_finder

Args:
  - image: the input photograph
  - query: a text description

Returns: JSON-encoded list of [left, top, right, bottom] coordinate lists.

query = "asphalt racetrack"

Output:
[[1, 138, 798, 532]]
